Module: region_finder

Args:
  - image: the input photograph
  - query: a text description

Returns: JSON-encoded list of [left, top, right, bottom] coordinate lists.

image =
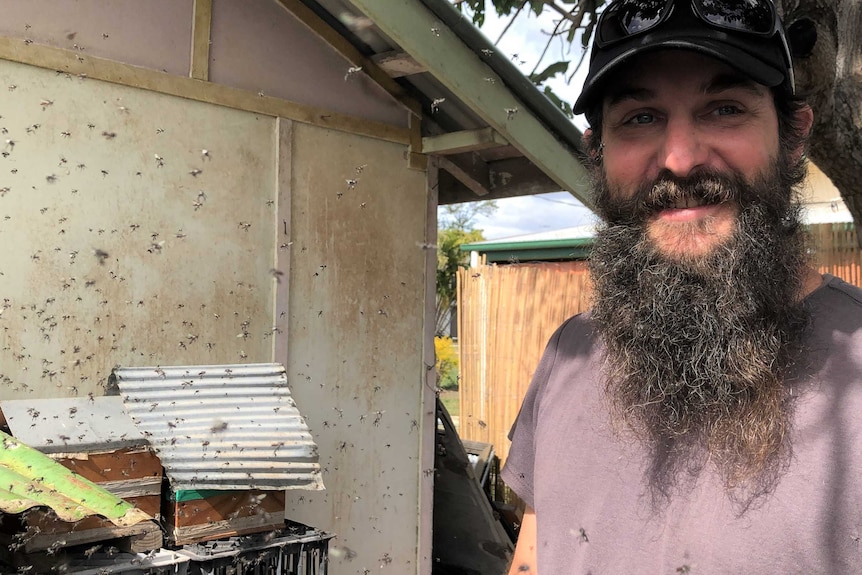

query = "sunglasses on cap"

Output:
[[596, 0, 794, 93]]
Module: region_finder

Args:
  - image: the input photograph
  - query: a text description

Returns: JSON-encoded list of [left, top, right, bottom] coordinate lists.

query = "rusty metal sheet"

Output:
[[114, 363, 324, 492]]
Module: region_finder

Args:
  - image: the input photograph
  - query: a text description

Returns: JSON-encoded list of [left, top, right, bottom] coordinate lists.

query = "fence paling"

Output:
[[456, 223, 860, 477], [457, 261, 591, 465]]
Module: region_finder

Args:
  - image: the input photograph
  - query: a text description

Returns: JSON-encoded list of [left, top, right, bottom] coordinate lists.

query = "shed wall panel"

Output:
[[0, 59, 278, 398], [0, 0, 408, 128], [209, 0, 408, 128], [285, 122, 429, 574], [0, 0, 193, 76]]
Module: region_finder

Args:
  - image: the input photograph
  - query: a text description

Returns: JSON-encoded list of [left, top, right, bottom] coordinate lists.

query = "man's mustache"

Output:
[[600, 170, 741, 224]]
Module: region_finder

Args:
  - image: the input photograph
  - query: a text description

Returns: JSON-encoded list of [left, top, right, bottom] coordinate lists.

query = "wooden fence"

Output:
[[809, 222, 862, 285], [456, 223, 862, 469], [456, 261, 592, 464]]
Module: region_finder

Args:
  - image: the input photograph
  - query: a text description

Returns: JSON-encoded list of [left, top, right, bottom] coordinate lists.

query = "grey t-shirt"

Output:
[[502, 274, 862, 573]]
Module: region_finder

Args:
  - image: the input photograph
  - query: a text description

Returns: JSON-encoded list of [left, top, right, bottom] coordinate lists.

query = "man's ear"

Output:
[[792, 104, 814, 162], [583, 128, 600, 163]]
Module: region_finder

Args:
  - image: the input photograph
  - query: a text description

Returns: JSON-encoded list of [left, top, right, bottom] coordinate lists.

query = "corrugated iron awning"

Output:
[[0, 430, 151, 527], [114, 363, 324, 492]]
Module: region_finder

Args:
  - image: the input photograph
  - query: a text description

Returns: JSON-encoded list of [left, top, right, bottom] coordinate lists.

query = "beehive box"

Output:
[[0, 396, 163, 552], [113, 364, 324, 547], [165, 489, 286, 545]]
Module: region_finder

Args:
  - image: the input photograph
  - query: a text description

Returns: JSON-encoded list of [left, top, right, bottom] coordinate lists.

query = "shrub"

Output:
[[434, 336, 459, 391]]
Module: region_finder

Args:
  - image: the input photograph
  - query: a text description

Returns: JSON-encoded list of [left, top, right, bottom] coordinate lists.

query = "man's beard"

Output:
[[589, 164, 810, 506]]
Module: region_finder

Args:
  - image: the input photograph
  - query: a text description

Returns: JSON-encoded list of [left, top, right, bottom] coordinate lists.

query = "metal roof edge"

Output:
[[347, 0, 593, 206], [461, 237, 595, 252], [418, 0, 584, 153]]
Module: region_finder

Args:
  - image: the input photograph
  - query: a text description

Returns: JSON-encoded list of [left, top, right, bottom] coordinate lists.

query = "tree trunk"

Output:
[[784, 0, 862, 246]]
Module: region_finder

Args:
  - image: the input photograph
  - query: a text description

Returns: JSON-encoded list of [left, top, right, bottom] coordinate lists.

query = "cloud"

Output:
[[472, 192, 597, 240]]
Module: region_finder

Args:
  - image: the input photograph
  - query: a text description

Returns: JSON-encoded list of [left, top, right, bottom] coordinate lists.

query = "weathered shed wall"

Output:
[[284, 122, 430, 574], [0, 0, 408, 127], [209, 0, 408, 127], [0, 2, 432, 574], [0, 58, 278, 396]]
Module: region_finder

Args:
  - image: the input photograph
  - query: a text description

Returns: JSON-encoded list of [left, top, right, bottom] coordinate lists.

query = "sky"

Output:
[[445, 4, 597, 240]]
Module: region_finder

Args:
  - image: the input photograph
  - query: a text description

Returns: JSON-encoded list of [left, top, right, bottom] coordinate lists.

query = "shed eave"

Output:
[[346, 0, 593, 207]]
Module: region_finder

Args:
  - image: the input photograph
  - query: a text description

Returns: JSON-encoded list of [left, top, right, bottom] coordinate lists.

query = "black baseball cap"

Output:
[[573, 0, 795, 115]]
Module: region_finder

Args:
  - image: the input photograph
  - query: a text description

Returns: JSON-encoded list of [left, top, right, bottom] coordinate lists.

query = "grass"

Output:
[[439, 389, 459, 417]]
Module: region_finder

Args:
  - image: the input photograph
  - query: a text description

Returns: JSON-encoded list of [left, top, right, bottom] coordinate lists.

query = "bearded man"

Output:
[[501, 1, 862, 573]]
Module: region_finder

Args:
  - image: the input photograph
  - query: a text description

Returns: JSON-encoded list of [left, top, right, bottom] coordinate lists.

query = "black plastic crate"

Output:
[[177, 527, 332, 575]]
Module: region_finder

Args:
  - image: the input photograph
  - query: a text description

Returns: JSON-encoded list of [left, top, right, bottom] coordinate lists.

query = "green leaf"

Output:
[[494, 0, 526, 17], [456, 0, 486, 26], [529, 0, 545, 16], [529, 61, 570, 85], [542, 86, 574, 119]]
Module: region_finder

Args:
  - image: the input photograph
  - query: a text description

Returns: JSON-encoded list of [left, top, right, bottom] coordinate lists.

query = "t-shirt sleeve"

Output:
[[500, 320, 570, 509]]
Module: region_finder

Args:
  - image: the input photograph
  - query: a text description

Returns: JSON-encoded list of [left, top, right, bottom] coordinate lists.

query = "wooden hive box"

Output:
[[165, 488, 286, 546], [0, 396, 163, 553]]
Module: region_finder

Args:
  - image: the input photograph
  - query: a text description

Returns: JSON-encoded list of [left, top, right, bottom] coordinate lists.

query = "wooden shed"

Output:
[[0, 1, 590, 573]]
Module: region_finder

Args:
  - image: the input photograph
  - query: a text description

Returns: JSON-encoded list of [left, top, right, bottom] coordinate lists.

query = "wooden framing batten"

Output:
[[438, 153, 490, 197], [274, 0, 423, 118], [422, 128, 508, 155], [408, 113, 427, 171], [0, 37, 411, 146], [371, 50, 426, 78], [190, 0, 213, 81]]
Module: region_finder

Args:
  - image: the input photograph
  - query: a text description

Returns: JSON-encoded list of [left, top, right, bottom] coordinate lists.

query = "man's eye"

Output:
[[626, 112, 654, 125], [715, 105, 741, 116]]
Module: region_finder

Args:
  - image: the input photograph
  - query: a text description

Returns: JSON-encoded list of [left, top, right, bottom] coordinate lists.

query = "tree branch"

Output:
[[496, 1, 527, 44], [530, 16, 567, 76]]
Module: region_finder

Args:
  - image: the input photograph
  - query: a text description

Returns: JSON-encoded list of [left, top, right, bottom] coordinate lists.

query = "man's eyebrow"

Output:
[[702, 73, 768, 96], [604, 73, 768, 109], [604, 86, 654, 109]]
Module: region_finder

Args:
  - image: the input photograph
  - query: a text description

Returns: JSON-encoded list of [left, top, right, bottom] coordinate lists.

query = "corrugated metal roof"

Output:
[[1, 396, 146, 454], [0, 430, 151, 526], [114, 363, 324, 492]]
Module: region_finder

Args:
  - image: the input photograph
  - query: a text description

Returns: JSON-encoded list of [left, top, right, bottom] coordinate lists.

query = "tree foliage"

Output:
[[434, 336, 460, 390], [436, 226, 484, 335], [436, 201, 496, 335], [457, 0, 605, 117]]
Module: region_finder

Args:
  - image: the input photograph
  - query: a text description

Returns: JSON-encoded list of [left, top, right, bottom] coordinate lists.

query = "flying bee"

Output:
[[344, 65, 363, 81]]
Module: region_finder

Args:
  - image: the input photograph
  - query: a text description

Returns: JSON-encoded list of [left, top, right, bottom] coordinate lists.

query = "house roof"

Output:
[[300, 0, 592, 207], [461, 224, 596, 263]]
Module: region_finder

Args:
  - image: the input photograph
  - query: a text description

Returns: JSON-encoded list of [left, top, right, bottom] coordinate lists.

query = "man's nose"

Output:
[[658, 120, 708, 177]]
